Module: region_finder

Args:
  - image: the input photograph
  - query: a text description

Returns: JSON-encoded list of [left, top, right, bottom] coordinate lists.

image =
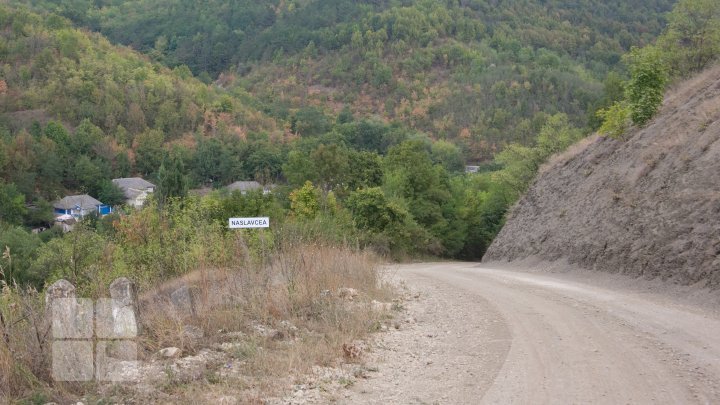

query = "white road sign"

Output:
[[228, 217, 270, 229]]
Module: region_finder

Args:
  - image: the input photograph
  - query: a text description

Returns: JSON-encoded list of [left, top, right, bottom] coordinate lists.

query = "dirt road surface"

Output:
[[345, 262, 720, 404]]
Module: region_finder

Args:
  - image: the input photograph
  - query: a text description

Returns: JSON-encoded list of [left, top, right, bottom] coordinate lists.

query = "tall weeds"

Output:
[[0, 278, 54, 401], [1, 204, 393, 402]]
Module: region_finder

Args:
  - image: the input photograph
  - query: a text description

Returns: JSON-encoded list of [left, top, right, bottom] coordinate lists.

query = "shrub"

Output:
[[625, 46, 668, 126], [289, 181, 321, 220], [597, 101, 632, 139]]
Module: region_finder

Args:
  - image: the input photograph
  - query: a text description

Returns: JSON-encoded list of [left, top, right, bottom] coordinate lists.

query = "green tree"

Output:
[[289, 181, 321, 220], [114, 125, 132, 147], [283, 150, 317, 187], [456, 175, 511, 259], [493, 144, 541, 197], [98, 180, 126, 206], [113, 150, 132, 178], [290, 106, 330, 136], [625, 46, 668, 126], [32, 225, 106, 292], [311, 143, 349, 191], [71, 155, 102, 194], [29, 121, 42, 138], [431, 140, 464, 173], [346, 187, 402, 233], [347, 150, 383, 190], [244, 141, 284, 184], [341, 119, 387, 152], [35, 136, 65, 196], [493, 114, 581, 197], [597, 101, 632, 139], [72, 118, 104, 155], [0, 181, 27, 225], [134, 129, 166, 176], [0, 226, 42, 287], [194, 138, 226, 184], [660, 0, 720, 75], [5, 131, 37, 198], [535, 114, 583, 156], [0, 138, 7, 176], [337, 106, 354, 124], [25, 198, 54, 228], [157, 152, 188, 204], [383, 140, 455, 254]]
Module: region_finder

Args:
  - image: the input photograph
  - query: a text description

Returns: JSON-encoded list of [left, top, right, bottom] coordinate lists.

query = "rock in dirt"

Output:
[[338, 287, 359, 300], [170, 285, 200, 317], [342, 342, 363, 359], [251, 322, 284, 340], [371, 300, 392, 312], [159, 347, 181, 358], [183, 324, 204, 342]]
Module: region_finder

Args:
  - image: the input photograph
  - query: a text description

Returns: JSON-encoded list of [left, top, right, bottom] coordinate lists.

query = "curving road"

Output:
[[347, 263, 720, 404]]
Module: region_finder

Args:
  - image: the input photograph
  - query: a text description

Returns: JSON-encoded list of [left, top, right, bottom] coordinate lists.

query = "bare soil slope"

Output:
[[484, 66, 720, 287]]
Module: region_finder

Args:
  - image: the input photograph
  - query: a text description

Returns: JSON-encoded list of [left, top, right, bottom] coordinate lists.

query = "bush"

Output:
[[597, 101, 632, 139], [289, 181, 321, 220], [625, 46, 668, 126]]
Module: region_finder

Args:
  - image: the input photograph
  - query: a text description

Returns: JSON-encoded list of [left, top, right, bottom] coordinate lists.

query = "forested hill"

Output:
[[0, 6, 282, 204], [0, 6, 278, 135], [28, 0, 675, 161], [0, 1, 696, 263]]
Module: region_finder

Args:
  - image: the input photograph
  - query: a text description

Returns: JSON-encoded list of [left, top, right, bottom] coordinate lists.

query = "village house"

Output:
[[53, 194, 112, 219], [112, 177, 156, 208]]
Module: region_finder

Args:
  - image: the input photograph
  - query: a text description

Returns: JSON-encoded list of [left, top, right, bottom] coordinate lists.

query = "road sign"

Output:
[[228, 217, 270, 229]]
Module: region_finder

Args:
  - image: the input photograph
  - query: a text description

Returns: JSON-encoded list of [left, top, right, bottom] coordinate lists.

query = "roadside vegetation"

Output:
[[1, 192, 395, 402], [598, 0, 720, 138]]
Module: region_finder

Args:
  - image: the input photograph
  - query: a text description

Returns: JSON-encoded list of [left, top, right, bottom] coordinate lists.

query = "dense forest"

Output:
[[2, 0, 718, 294], [22, 0, 675, 160]]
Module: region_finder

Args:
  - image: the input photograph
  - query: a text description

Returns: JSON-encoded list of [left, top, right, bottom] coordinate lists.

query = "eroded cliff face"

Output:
[[484, 67, 720, 287]]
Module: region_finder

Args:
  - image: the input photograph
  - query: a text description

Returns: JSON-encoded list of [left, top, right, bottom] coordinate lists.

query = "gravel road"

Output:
[[345, 262, 720, 404]]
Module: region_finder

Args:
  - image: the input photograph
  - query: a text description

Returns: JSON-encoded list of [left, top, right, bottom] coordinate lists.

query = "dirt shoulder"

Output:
[[342, 264, 512, 404]]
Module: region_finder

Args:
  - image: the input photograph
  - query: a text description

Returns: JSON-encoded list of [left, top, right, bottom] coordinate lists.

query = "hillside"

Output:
[[0, 7, 276, 137], [484, 65, 720, 287], [23, 0, 675, 161], [234, 0, 673, 161], [0, 6, 282, 204]]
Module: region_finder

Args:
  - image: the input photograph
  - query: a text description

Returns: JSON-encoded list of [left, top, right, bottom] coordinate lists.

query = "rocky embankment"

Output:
[[484, 66, 720, 287]]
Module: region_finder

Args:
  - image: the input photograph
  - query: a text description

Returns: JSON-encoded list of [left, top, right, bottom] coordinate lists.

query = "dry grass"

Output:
[[538, 134, 601, 176], [663, 64, 720, 112], [142, 242, 389, 353], [133, 242, 392, 402], [0, 283, 60, 403], [0, 238, 394, 402]]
